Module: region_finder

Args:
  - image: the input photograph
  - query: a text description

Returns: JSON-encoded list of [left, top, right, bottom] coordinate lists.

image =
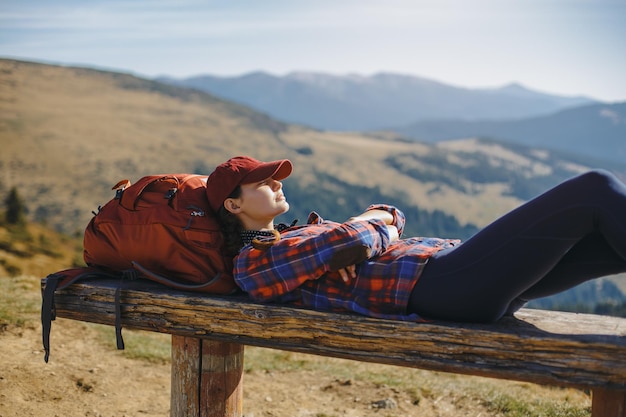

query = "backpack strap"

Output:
[[41, 273, 61, 363], [41, 267, 124, 363], [131, 261, 233, 293], [113, 269, 143, 351]]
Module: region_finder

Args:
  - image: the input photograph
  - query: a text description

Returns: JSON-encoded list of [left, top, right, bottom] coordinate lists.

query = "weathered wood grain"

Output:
[[46, 278, 626, 391], [171, 335, 201, 416], [171, 337, 243, 417]]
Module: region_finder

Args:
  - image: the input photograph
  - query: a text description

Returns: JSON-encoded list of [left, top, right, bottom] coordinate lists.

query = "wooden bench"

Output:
[[43, 278, 626, 417]]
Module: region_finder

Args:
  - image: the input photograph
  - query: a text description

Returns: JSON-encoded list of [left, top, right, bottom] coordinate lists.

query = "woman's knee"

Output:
[[576, 169, 618, 188], [568, 169, 624, 199]]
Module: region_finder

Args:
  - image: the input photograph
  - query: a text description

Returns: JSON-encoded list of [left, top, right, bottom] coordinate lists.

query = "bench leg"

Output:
[[592, 388, 626, 417], [171, 335, 244, 417]]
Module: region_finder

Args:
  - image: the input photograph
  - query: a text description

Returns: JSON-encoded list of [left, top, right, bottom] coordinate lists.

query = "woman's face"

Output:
[[228, 177, 289, 230]]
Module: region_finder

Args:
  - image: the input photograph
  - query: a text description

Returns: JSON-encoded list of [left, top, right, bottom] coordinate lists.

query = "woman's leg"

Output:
[[408, 169, 626, 322], [504, 232, 626, 315]]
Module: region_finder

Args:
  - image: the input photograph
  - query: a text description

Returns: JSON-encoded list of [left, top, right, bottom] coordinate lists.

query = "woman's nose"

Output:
[[271, 179, 282, 190]]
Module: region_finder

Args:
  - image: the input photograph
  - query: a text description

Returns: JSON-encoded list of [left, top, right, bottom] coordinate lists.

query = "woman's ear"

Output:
[[223, 198, 241, 214]]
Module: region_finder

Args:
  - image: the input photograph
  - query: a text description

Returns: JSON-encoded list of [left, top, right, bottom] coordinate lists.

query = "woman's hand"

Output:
[[338, 265, 357, 283], [386, 224, 399, 242]]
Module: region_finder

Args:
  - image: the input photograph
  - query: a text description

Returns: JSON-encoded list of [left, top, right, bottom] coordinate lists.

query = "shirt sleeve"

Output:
[[365, 204, 406, 237], [234, 218, 392, 302]]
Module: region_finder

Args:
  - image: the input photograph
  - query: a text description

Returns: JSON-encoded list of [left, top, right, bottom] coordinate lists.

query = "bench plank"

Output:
[[47, 278, 626, 392]]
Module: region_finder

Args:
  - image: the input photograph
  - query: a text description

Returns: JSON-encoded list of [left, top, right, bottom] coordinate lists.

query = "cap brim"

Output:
[[242, 159, 292, 184]]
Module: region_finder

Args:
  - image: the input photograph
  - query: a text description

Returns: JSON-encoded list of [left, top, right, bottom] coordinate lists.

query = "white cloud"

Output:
[[1, 0, 625, 101]]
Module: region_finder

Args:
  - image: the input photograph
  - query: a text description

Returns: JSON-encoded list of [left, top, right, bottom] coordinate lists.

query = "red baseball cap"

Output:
[[206, 156, 293, 213]]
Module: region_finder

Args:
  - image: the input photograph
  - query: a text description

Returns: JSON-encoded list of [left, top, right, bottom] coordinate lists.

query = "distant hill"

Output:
[[157, 72, 596, 131], [397, 102, 626, 164]]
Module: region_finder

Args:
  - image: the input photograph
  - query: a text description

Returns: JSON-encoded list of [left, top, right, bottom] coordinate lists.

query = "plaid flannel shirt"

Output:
[[234, 204, 460, 321]]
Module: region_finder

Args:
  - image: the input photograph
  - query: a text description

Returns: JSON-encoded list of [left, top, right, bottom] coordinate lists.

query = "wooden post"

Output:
[[592, 388, 626, 417], [171, 336, 201, 417], [171, 335, 244, 417], [200, 339, 244, 417]]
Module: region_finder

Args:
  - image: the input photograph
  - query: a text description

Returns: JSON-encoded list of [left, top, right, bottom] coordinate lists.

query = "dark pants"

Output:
[[408, 169, 626, 322]]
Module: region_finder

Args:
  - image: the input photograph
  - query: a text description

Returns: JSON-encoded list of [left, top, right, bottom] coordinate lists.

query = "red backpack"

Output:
[[83, 173, 236, 293], [42, 174, 237, 362]]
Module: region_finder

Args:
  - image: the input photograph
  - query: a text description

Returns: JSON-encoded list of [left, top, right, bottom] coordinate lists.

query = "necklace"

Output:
[[239, 220, 298, 248], [240, 230, 277, 245]]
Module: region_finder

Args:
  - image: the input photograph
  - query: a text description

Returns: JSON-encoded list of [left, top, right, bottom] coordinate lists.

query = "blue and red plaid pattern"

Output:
[[234, 205, 460, 321]]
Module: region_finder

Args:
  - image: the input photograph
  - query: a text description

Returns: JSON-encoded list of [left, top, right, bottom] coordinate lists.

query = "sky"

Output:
[[1, 0, 625, 102]]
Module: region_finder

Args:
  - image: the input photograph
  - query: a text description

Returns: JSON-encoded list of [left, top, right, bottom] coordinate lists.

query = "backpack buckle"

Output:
[[112, 179, 131, 199], [165, 188, 178, 199]]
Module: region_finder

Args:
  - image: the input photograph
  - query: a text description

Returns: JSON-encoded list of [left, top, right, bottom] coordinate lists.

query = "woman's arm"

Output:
[[359, 205, 406, 237], [348, 209, 394, 225], [349, 210, 399, 241], [234, 218, 393, 301], [334, 206, 403, 282]]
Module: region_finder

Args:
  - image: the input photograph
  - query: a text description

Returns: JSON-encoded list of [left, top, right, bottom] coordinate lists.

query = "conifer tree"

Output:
[[5, 186, 26, 225]]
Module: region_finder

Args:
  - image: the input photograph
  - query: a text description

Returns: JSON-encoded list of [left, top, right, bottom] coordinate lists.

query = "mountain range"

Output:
[[159, 72, 625, 164], [158, 72, 596, 131], [158, 72, 593, 131]]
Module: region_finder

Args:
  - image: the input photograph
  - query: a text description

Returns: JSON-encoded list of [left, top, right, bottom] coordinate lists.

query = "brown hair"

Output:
[[217, 185, 245, 255]]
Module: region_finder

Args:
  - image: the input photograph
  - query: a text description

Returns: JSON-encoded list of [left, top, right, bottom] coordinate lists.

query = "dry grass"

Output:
[[0, 221, 83, 278]]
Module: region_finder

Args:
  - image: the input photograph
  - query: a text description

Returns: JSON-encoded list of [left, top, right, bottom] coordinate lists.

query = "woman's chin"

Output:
[[279, 202, 290, 214]]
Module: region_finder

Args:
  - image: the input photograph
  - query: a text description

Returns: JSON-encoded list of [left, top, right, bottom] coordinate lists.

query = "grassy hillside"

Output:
[[0, 219, 82, 278], [0, 58, 293, 233], [3, 58, 623, 239]]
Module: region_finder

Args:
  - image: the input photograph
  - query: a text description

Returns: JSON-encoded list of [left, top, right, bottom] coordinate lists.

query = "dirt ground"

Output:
[[0, 316, 592, 417]]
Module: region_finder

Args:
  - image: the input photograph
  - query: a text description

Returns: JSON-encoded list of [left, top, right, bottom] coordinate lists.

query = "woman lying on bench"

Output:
[[206, 156, 626, 323]]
